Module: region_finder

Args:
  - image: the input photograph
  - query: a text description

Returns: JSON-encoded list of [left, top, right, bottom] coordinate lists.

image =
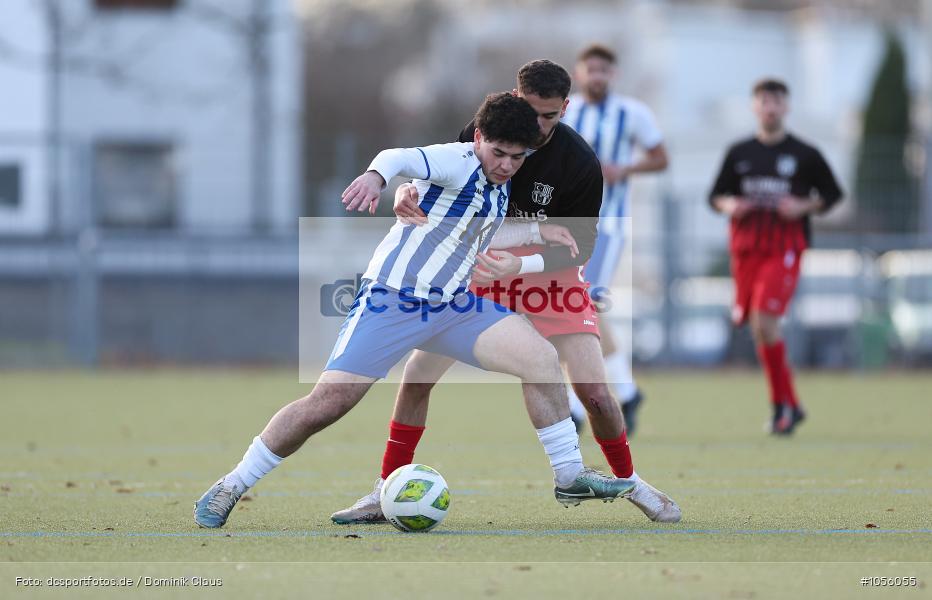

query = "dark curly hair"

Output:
[[473, 92, 540, 148], [516, 59, 571, 100]]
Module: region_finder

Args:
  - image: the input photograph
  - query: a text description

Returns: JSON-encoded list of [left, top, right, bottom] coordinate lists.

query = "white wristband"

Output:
[[518, 254, 545, 275]]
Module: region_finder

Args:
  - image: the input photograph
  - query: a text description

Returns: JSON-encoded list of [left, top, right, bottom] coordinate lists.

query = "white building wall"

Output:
[[0, 0, 50, 235], [1, 0, 301, 236]]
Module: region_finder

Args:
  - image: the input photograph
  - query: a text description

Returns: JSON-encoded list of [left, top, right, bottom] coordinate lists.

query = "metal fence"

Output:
[[1, 135, 930, 368], [3, 218, 932, 369]]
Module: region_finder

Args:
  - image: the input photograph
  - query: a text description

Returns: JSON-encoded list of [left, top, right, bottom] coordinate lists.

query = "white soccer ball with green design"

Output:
[[379, 464, 451, 532]]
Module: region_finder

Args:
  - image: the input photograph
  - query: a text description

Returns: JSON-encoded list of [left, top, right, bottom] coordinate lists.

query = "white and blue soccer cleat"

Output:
[[193, 477, 244, 528]]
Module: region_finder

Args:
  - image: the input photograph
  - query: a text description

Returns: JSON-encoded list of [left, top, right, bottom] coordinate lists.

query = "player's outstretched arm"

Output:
[[347, 143, 465, 215], [343, 146, 434, 214], [486, 222, 578, 258]]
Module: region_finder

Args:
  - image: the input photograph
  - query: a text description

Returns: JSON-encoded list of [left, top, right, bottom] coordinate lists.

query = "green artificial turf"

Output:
[[1, 369, 930, 598]]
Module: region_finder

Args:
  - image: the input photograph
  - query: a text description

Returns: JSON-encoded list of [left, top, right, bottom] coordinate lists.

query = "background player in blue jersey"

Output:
[[563, 44, 670, 434], [193, 93, 638, 529]]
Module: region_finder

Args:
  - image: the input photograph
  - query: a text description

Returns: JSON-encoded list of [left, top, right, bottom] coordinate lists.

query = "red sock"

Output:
[[758, 341, 786, 407], [380, 420, 426, 480], [776, 346, 799, 409], [758, 340, 800, 408], [594, 431, 634, 478]]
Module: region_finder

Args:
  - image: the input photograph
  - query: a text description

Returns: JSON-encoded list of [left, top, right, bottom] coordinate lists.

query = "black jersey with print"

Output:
[[459, 121, 603, 271], [709, 133, 843, 255]]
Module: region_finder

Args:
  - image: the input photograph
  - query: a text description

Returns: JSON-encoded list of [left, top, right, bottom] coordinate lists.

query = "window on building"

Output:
[[94, 142, 176, 228], [0, 164, 21, 209], [94, 0, 179, 10]]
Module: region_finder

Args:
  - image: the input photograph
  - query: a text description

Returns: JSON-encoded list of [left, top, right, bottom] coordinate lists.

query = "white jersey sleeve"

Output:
[[367, 142, 473, 189], [629, 99, 664, 150]]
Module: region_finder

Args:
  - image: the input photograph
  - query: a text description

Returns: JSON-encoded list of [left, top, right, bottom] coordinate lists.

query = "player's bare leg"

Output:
[[750, 310, 805, 435], [552, 333, 625, 440], [331, 353, 453, 524], [471, 315, 568, 426], [595, 319, 645, 434], [262, 371, 376, 456], [469, 315, 637, 506], [391, 351, 457, 425], [553, 333, 681, 523], [196, 371, 375, 528]]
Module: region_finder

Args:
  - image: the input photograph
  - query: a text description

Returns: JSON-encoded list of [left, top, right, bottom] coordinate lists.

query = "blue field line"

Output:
[[3, 487, 932, 500], [2, 528, 932, 539]]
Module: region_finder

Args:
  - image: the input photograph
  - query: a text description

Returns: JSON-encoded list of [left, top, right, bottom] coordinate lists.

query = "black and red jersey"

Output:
[[459, 121, 602, 271], [709, 133, 843, 255]]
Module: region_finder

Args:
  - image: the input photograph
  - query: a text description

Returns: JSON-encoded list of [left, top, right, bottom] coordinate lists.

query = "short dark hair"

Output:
[[474, 92, 540, 148], [752, 78, 789, 96], [577, 43, 617, 64], [516, 59, 571, 100]]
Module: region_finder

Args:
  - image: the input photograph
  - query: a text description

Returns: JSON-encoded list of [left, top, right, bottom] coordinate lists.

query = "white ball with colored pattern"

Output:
[[379, 464, 451, 532]]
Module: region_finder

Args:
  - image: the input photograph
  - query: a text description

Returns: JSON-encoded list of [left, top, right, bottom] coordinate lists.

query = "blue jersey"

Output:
[[362, 142, 510, 302]]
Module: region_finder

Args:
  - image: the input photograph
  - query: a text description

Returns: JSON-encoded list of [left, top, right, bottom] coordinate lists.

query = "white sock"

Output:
[[565, 384, 588, 423], [228, 435, 283, 491], [536, 418, 584, 488], [605, 352, 638, 403]]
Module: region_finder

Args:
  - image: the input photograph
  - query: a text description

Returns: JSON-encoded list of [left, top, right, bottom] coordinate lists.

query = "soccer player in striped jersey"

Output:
[[709, 79, 842, 435], [562, 44, 669, 435], [194, 93, 639, 529], [331, 60, 681, 526]]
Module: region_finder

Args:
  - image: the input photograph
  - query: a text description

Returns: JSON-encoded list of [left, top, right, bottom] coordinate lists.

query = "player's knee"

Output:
[[751, 317, 780, 346], [574, 384, 617, 415], [519, 339, 562, 381], [398, 381, 434, 404], [401, 364, 442, 389]]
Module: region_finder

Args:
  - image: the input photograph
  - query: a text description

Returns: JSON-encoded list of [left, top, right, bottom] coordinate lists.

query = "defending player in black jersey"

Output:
[[331, 59, 681, 526], [709, 78, 843, 435]]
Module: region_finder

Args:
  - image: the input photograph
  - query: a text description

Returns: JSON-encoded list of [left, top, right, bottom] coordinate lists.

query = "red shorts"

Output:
[[471, 245, 600, 339], [731, 249, 803, 326]]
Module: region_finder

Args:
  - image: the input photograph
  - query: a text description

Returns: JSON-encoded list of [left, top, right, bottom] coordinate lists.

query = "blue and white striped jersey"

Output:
[[361, 142, 510, 302], [563, 93, 663, 218]]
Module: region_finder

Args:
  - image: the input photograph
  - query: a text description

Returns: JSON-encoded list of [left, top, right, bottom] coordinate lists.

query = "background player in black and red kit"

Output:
[[709, 79, 843, 435], [332, 60, 681, 525]]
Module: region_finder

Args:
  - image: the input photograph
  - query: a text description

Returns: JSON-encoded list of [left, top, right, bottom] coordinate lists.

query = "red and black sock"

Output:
[[380, 420, 426, 480]]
